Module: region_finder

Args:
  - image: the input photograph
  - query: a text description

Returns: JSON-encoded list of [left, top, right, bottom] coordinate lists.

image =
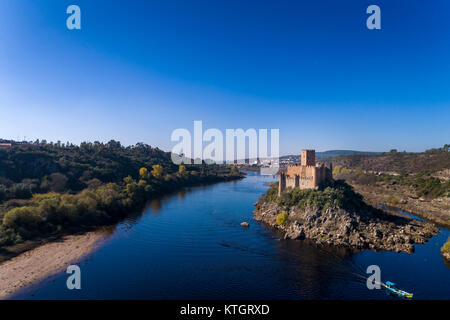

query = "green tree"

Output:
[[276, 212, 289, 226]]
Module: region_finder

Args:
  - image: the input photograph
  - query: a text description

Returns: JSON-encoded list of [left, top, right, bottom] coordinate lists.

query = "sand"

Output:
[[0, 230, 108, 299]]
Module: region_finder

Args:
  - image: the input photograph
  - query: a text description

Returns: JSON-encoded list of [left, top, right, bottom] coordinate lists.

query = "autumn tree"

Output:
[[178, 165, 187, 176], [139, 167, 150, 180], [152, 165, 163, 179]]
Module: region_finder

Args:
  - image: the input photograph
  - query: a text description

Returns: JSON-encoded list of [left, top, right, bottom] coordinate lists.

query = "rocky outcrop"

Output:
[[253, 199, 439, 254], [443, 251, 450, 261]]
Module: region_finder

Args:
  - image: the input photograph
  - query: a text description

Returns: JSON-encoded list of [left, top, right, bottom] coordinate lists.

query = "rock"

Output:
[[442, 252, 450, 261], [253, 196, 439, 254], [285, 225, 305, 240], [240, 222, 249, 227]]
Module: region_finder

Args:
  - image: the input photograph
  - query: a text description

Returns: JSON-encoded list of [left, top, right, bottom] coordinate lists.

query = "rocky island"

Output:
[[254, 181, 439, 253], [254, 150, 440, 254]]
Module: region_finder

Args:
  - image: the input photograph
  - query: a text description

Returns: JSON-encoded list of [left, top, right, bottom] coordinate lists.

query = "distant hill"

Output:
[[330, 150, 450, 174], [281, 150, 381, 161]]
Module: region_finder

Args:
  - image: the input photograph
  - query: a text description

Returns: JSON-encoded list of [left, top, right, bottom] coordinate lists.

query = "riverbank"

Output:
[[347, 183, 450, 228], [0, 229, 109, 299]]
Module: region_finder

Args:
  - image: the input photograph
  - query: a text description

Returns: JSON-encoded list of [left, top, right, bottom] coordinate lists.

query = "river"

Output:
[[11, 172, 450, 299]]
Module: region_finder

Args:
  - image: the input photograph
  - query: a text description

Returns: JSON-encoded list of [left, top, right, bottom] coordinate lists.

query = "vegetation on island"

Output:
[[276, 212, 289, 226], [255, 178, 440, 254], [0, 141, 242, 246], [265, 180, 367, 214]]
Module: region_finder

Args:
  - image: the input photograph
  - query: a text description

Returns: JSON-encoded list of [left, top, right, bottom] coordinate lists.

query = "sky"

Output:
[[0, 0, 449, 154]]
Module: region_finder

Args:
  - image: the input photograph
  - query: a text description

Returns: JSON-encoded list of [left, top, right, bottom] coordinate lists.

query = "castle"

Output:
[[278, 149, 333, 197]]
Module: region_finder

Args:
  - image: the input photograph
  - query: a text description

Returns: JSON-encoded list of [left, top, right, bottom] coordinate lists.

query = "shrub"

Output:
[[333, 165, 350, 175], [2, 206, 43, 239], [151, 165, 163, 179], [276, 212, 289, 226], [441, 238, 450, 254], [387, 196, 399, 205]]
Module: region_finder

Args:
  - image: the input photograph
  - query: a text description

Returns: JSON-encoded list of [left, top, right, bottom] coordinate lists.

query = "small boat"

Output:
[[384, 281, 413, 299]]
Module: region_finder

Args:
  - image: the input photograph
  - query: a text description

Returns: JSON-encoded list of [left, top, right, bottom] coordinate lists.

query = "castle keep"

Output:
[[278, 150, 333, 197]]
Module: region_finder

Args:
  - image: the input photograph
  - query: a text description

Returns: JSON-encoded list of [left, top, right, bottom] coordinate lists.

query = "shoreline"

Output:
[[253, 196, 440, 253], [0, 229, 110, 299]]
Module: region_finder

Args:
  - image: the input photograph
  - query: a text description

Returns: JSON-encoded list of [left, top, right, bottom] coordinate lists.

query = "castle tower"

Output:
[[278, 172, 286, 197], [301, 149, 315, 166]]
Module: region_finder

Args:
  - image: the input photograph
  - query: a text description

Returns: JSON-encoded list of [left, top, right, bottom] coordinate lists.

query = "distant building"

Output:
[[0, 142, 12, 147], [278, 149, 333, 197]]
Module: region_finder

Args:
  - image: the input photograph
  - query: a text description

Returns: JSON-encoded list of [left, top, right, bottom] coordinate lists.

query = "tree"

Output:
[[152, 165, 163, 179], [139, 167, 150, 180], [276, 212, 289, 226], [41, 173, 68, 193], [178, 165, 187, 176]]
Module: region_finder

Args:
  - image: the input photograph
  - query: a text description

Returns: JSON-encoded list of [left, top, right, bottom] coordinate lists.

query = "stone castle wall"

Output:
[[278, 150, 332, 197]]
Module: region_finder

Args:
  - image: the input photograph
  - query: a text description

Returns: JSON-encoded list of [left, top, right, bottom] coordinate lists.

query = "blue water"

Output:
[[11, 172, 450, 299]]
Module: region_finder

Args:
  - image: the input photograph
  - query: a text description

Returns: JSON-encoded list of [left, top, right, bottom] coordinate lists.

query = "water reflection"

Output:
[[149, 198, 162, 213]]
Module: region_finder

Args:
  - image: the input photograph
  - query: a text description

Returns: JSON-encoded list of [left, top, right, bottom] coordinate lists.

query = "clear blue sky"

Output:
[[0, 0, 449, 154]]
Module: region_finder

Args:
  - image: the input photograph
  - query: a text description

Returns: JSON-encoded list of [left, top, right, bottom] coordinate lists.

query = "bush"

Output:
[[441, 238, 450, 254], [2, 206, 43, 239], [387, 196, 399, 205], [415, 177, 449, 198], [276, 212, 289, 226], [333, 165, 350, 175]]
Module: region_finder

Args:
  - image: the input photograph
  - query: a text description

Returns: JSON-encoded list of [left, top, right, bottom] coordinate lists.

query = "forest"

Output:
[[0, 140, 242, 246]]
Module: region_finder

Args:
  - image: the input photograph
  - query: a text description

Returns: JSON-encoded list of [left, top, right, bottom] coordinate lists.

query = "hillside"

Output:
[[0, 141, 242, 250], [330, 149, 450, 175], [327, 146, 450, 226]]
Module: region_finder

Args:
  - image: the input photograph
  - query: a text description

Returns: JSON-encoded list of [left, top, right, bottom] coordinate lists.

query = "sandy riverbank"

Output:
[[0, 230, 109, 299]]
